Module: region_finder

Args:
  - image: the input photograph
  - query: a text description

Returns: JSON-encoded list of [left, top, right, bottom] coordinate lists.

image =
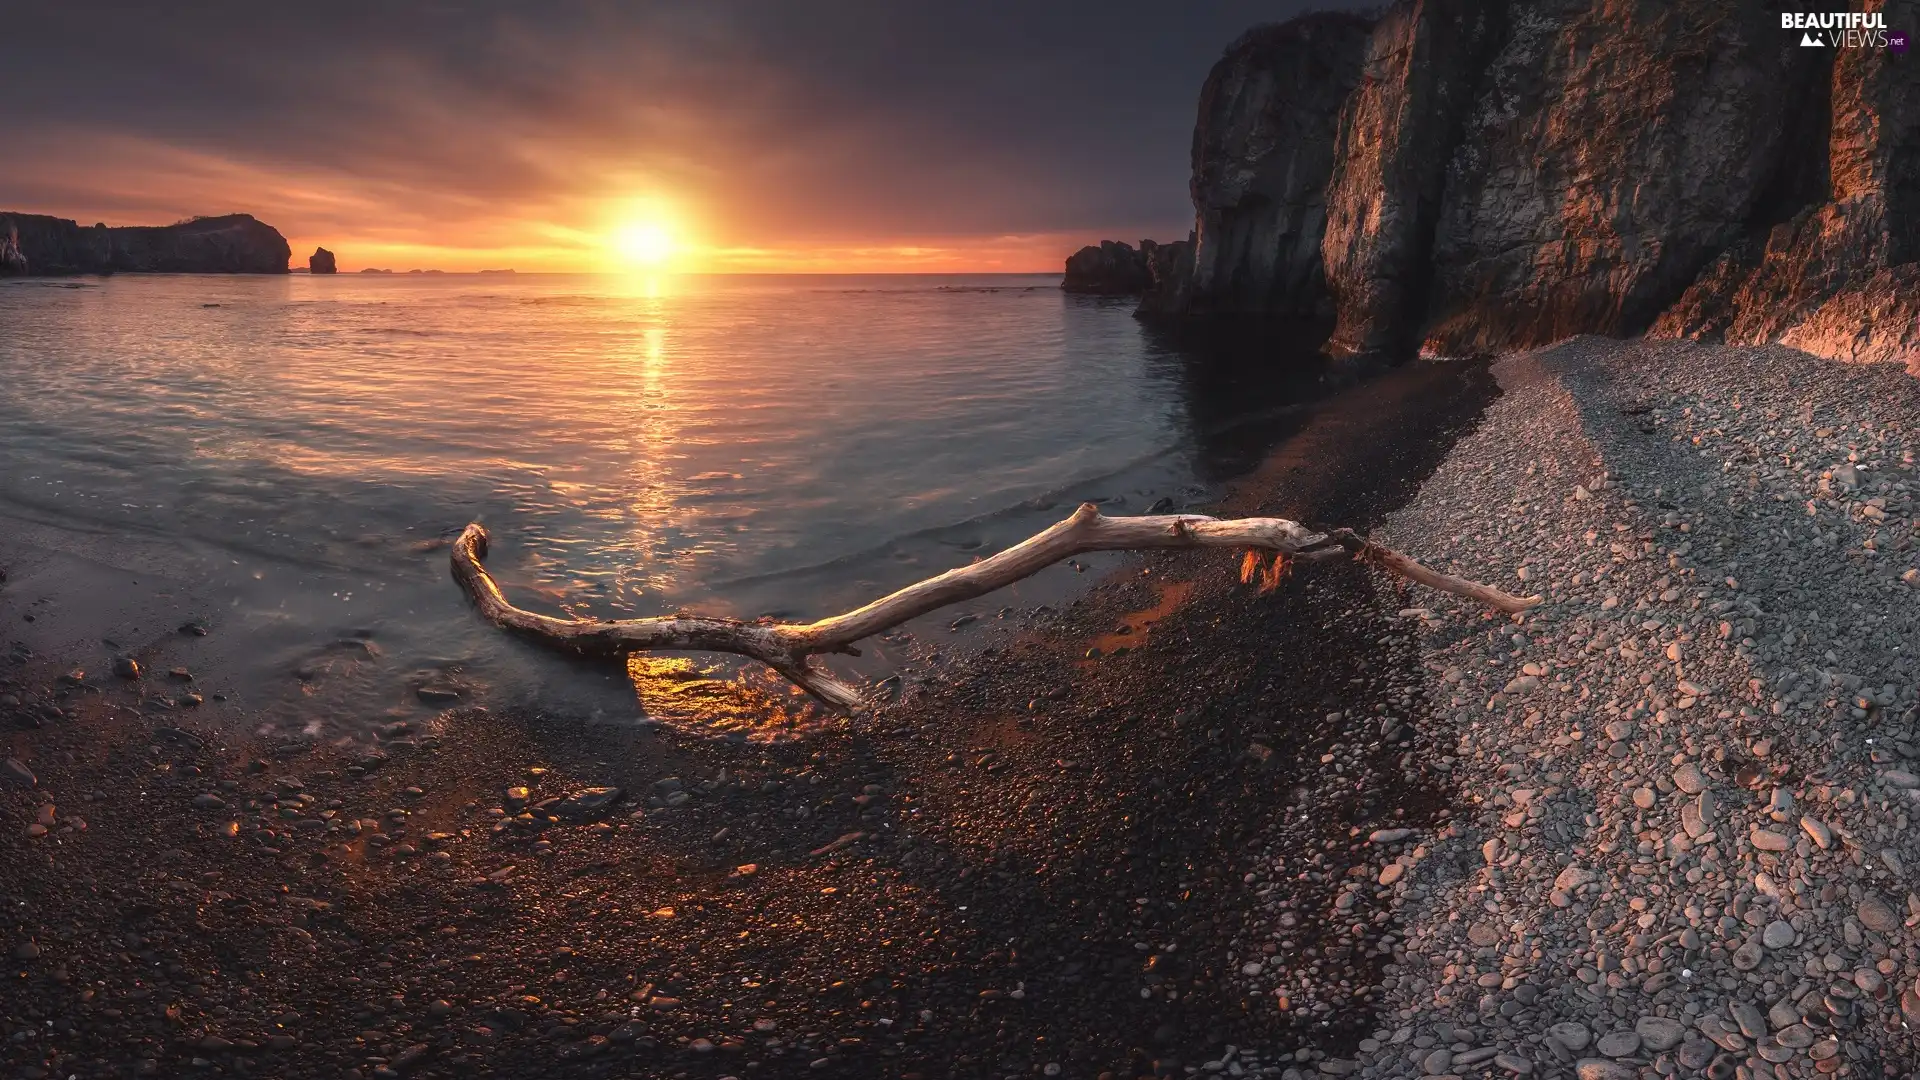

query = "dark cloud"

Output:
[[1, 1, 1372, 265]]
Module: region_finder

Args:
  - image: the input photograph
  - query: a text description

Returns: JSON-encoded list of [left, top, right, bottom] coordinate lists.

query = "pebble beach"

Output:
[[6, 337, 1920, 1080], [1319, 338, 1920, 1079]]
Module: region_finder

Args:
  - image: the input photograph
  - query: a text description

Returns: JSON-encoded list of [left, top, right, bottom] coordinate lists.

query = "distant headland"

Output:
[[0, 213, 290, 276]]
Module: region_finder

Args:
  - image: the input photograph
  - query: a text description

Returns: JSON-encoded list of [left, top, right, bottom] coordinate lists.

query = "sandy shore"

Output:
[[6, 337, 1916, 1080]]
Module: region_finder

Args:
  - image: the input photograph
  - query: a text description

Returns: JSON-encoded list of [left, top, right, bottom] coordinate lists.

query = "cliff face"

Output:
[[1139, 15, 1373, 319], [1650, 0, 1920, 365], [1423, 0, 1830, 353], [0, 213, 291, 275], [1145, 0, 1919, 367], [1322, 0, 1504, 356]]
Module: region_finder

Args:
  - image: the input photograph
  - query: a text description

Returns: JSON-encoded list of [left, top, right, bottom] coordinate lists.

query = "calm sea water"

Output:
[[0, 273, 1327, 740]]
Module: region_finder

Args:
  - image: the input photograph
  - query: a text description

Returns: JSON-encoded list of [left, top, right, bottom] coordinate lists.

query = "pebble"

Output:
[[1634, 1016, 1684, 1051], [1572, 1061, 1634, 1080], [1, 758, 34, 787], [557, 786, 624, 818], [1593, 1031, 1639, 1057], [1749, 827, 1790, 852], [1675, 1040, 1715, 1069], [1545, 1023, 1590, 1052], [1762, 919, 1795, 948], [1729, 1001, 1766, 1039], [1776, 1024, 1815, 1049], [1857, 895, 1900, 933], [1801, 815, 1833, 848], [112, 656, 141, 679], [1672, 762, 1707, 794], [1368, 828, 1412, 844]]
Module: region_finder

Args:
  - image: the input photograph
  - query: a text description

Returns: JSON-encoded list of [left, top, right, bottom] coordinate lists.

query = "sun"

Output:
[[612, 220, 675, 269]]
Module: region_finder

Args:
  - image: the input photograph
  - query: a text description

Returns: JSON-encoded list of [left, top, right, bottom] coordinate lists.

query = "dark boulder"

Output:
[[1062, 240, 1156, 294], [309, 247, 337, 274], [1135, 236, 1196, 315]]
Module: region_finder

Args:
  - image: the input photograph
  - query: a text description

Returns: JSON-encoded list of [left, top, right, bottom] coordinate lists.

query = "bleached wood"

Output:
[[450, 502, 1538, 713]]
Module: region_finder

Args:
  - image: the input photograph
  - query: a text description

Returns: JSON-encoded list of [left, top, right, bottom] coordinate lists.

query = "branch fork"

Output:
[[450, 502, 1538, 714]]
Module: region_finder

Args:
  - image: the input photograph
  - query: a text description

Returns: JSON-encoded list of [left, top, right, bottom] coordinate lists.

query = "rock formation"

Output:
[[0, 223, 26, 276], [1140, 15, 1373, 319], [1140, 0, 1919, 366], [1650, 0, 1920, 365], [309, 247, 337, 274], [1320, 0, 1504, 356], [1062, 240, 1157, 294], [1423, 0, 1830, 354], [0, 213, 290, 275]]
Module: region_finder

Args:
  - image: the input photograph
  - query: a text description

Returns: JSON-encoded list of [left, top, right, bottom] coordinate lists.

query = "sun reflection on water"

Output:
[[625, 655, 839, 741]]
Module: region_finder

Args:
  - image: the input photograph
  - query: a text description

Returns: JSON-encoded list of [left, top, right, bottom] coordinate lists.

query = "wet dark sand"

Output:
[[0, 357, 1495, 1080]]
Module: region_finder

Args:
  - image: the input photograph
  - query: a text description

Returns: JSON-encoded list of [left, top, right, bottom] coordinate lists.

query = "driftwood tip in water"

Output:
[[450, 503, 1539, 715]]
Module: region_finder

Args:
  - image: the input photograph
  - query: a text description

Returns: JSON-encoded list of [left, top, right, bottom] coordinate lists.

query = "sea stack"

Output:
[[309, 247, 337, 274]]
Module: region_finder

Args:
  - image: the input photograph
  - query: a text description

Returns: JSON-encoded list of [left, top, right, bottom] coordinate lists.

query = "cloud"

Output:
[[0, 0, 1367, 269]]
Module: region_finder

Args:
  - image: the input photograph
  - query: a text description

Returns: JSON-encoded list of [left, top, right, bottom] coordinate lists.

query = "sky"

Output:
[[0, 1, 1364, 273]]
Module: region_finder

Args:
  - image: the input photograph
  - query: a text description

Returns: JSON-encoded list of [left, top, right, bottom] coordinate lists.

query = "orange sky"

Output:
[[4, 130, 1154, 274], [1, 3, 1338, 273]]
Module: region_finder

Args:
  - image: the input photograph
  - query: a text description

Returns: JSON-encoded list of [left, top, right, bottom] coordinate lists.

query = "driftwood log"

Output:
[[450, 502, 1539, 713]]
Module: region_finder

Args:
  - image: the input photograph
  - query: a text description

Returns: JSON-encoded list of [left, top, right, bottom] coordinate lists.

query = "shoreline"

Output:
[[9, 336, 1918, 1078], [0, 353, 1495, 1079]]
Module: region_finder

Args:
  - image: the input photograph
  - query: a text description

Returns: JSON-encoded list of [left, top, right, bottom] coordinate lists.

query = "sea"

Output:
[[0, 272, 1334, 741]]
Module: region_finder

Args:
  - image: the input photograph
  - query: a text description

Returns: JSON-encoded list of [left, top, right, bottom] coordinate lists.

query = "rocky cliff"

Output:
[[309, 247, 337, 274], [1322, 0, 1504, 356], [1141, 0, 1919, 367], [1138, 15, 1374, 319], [0, 213, 291, 275]]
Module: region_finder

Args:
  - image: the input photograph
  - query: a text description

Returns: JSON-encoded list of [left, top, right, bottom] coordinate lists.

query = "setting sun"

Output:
[[612, 220, 675, 269]]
